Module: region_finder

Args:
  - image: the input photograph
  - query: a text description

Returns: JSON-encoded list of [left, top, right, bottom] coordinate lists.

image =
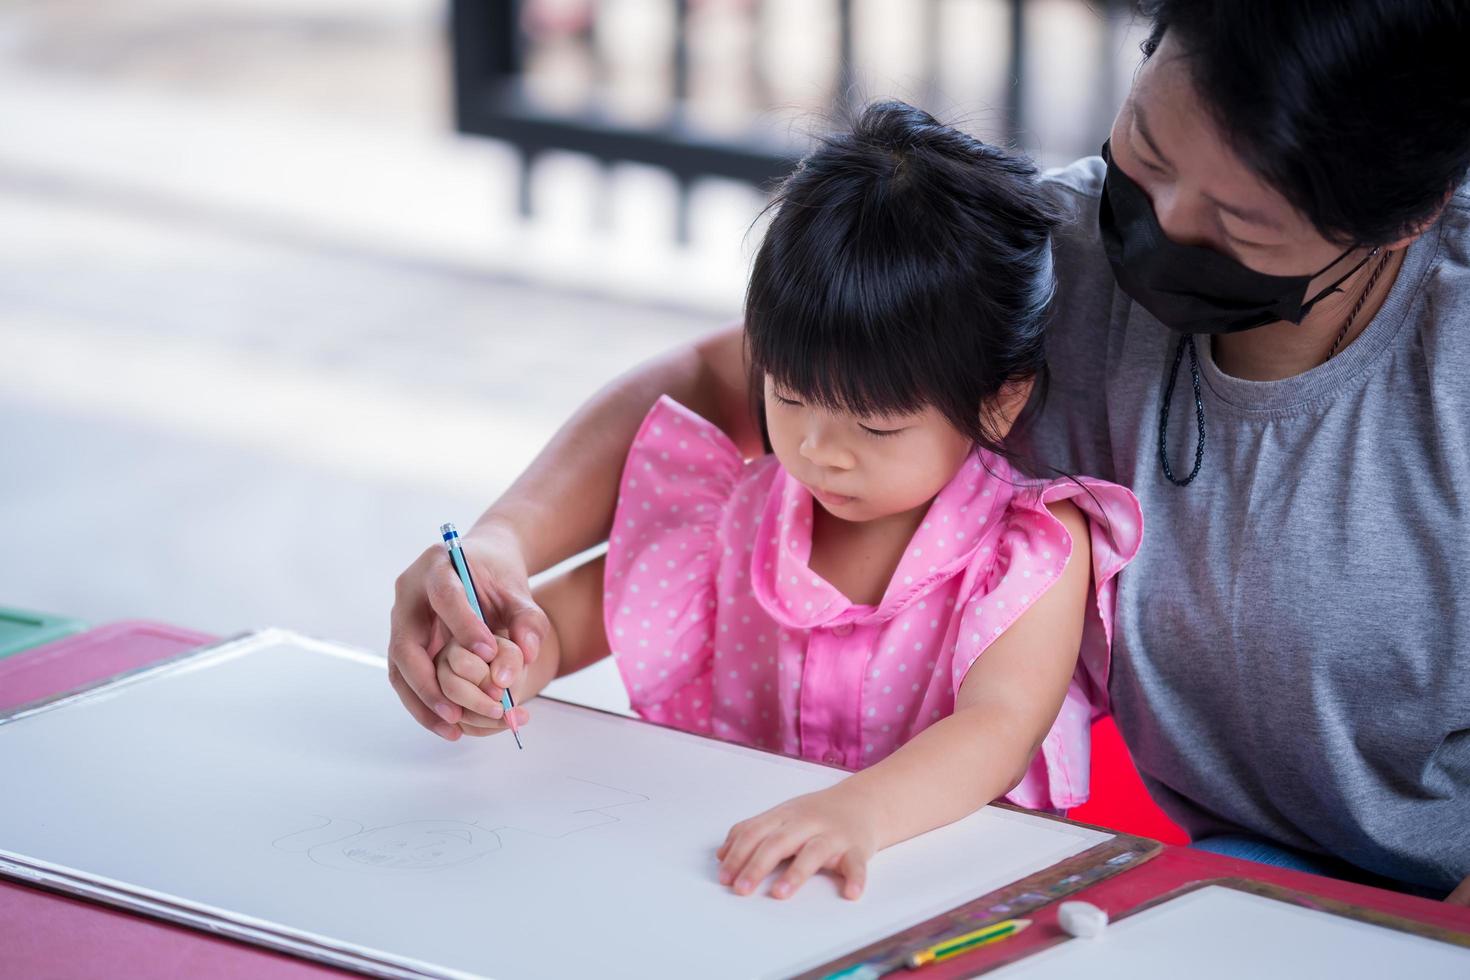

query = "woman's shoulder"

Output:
[[1396, 180, 1470, 404], [1423, 179, 1470, 323], [1041, 155, 1105, 208]]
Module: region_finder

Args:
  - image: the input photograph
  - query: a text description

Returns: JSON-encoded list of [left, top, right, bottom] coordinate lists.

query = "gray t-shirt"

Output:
[[1025, 157, 1470, 894]]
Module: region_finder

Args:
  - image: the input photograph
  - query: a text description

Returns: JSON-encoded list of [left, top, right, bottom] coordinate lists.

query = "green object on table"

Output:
[[0, 606, 86, 660]]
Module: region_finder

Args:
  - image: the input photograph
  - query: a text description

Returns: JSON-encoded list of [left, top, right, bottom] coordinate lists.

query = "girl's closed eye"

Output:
[[859, 423, 904, 438]]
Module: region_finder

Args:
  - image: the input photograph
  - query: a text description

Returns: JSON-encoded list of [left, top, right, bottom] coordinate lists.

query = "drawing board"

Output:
[[0, 629, 1110, 979]]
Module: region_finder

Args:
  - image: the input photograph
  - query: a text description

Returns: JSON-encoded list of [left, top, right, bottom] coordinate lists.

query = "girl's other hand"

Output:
[[715, 787, 879, 901], [433, 638, 530, 736]]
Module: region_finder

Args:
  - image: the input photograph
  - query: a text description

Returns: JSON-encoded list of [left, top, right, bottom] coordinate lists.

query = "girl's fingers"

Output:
[[767, 843, 823, 900], [731, 832, 802, 896], [457, 707, 505, 728], [489, 635, 525, 690], [836, 851, 868, 901], [436, 664, 505, 719], [717, 820, 765, 885], [770, 837, 836, 900], [446, 645, 491, 687], [493, 707, 529, 728], [459, 705, 530, 733], [717, 819, 753, 863]]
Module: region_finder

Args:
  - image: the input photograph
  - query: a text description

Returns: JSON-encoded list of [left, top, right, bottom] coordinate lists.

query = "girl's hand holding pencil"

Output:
[[435, 638, 532, 737], [388, 520, 551, 741]]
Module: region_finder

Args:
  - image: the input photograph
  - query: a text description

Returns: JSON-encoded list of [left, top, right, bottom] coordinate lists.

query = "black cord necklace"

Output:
[[1156, 248, 1395, 487], [1158, 334, 1206, 487]]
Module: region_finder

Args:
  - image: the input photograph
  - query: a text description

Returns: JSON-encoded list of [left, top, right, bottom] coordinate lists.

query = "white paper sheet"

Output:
[[0, 629, 1109, 979], [990, 884, 1470, 979]]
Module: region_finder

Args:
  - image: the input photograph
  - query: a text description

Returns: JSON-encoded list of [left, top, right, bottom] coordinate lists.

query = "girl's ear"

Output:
[[983, 378, 1037, 441]]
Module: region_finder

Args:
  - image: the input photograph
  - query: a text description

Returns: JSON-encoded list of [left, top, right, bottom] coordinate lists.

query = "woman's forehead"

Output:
[[1127, 34, 1313, 240]]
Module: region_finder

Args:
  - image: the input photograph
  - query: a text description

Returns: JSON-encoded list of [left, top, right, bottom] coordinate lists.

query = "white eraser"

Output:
[[1058, 900, 1109, 939]]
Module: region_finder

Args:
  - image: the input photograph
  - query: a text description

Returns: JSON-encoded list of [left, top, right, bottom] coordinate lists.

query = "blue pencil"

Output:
[[440, 522, 523, 749]]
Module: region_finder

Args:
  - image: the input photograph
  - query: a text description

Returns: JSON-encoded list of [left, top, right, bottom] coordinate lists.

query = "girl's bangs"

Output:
[[747, 313, 930, 421]]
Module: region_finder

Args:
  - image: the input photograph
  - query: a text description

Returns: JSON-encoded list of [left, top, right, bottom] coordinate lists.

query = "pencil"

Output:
[[904, 918, 1031, 969], [440, 522, 522, 749]]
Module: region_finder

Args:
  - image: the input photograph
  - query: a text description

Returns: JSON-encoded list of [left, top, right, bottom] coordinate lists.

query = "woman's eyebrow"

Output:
[[1133, 103, 1172, 167]]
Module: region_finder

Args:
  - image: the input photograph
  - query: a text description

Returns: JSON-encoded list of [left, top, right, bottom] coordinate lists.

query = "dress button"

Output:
[[823, 751, 842, 766], [832, 623, 853, 637]]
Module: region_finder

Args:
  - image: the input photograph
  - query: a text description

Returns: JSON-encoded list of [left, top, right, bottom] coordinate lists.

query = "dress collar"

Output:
[[749, 449, 1015, 629]]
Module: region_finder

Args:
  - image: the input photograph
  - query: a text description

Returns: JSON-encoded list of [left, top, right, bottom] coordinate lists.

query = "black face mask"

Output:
[[1098, 140, 1371, 335]]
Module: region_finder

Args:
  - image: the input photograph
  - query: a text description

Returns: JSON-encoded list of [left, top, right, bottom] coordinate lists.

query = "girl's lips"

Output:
[[809, 486, 856, 507]]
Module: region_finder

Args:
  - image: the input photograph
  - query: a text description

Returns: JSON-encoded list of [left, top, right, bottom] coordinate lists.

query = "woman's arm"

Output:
[[389, 324, 752, 739], [718, 501, 1092, 899], [480, 324, 757, 575]]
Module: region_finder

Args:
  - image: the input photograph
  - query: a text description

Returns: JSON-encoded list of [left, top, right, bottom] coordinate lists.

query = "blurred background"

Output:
[[0, 0, 1146, 707]]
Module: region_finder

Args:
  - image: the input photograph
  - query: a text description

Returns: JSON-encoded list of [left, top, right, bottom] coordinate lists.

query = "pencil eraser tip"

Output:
[[1058, 901, 1108, 939]]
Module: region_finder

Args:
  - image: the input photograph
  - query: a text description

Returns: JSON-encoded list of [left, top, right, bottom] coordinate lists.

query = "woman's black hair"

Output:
[[744, 99, 1063, 462], [1138, 0, 1470, 247]]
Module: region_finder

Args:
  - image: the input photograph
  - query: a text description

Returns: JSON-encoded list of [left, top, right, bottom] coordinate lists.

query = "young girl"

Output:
[[434, 101, 1142, 901]]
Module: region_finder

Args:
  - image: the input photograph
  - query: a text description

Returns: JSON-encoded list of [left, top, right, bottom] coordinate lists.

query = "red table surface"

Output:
[[0, 619, 217, 712], [2, 626, 1466, 979]]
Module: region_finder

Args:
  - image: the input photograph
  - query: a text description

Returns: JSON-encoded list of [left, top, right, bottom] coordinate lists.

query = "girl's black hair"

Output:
[[1139, 0, 1470, 247], [744, 100, 1064, 462]]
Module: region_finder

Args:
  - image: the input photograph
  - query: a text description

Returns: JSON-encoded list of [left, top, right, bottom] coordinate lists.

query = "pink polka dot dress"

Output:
[[603, 396, 1143, 810]]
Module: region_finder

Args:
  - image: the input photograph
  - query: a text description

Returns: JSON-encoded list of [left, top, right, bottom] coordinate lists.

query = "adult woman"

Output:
[[389, 1, 1470, 899]]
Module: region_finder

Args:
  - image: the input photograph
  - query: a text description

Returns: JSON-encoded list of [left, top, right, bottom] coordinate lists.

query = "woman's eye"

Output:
[[774, 394, 801, 407], [860, 424, 902, 438], [1139, 153, 1169, 176], [1222, 231, 1272, 251]]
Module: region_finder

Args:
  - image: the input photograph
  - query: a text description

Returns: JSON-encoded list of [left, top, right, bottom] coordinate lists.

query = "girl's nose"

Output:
[[799, 430, 855, 470]]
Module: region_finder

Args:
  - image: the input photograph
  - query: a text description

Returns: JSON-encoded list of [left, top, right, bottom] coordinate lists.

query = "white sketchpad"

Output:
[[0, 629, 1109, 979]]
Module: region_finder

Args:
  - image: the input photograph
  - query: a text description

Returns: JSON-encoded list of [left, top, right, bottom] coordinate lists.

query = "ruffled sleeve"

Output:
[[951, 477, 1143, 810], [602, 395, 745, 726]]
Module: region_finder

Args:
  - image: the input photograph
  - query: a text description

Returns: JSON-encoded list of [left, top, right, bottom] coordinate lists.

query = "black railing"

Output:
[[452, 0, 1134, 239]]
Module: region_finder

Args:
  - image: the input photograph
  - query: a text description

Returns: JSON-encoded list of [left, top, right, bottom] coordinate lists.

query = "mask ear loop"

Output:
[[1296, 245, 1379, 321], [1156, 244, 1381, 488], [1159, 334, 1206, 486]]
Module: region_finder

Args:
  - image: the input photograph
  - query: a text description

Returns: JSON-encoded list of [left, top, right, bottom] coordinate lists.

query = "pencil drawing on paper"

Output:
[[271, 776, 650, 873]]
